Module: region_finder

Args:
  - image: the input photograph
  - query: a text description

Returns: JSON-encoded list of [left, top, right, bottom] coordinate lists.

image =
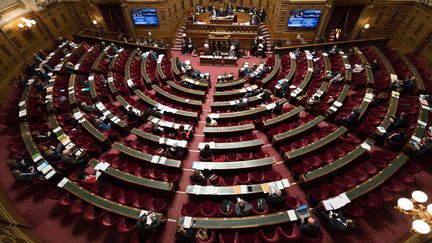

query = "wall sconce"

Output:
[[92, 20, 98, 25], [364, 23, 370, 29], [396, 190, 432, 235], [18, 17, 36, 29]]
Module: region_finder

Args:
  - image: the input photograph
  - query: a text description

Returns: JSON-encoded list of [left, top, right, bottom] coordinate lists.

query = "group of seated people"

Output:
[[239, 62, 271, 81], [112, 32, 169, 48], [195, 3, 266, 21]]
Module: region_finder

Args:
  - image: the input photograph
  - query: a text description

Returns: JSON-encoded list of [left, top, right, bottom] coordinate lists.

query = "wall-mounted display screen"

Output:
[[131, 8, 159, 26], [288, 10, 321, 28]]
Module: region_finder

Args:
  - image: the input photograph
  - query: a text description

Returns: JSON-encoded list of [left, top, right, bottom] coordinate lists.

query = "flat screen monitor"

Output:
[[288, 10, 321, 28], [131, 8, 159, 26]]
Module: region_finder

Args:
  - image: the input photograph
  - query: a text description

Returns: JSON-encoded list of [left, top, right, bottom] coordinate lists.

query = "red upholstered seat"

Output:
[[308, 188, 329, 202], [118, 191, 138, 205], [48, 188, 66, 200], [342, 202, 365, 218], [60, 193, 79, 206], [377, 188, 394, 202], [239, 231, 261, 243], [259, 227, 280, 243], [132, 194, 151, 209], [218, 231, 240, 243], [99, 212, 122, 227], [251, 172, 264, 183], [252, 199, 269, 215], [333, 176, 357, 190], [69, 199, 91, 215], [403, 161, 422, 174], [394, 171, 415, 184], [346, 170, 369, 183], [301, 230, 323, 243], [83, 205, 105, 222], [146, 198, 168, 213], [103, 187, 125, 201], [223, 176, 237, 186], [181, 202, 200, 216], [200, 201, 218, 217], [320, 183, 343, 197], [277, 223, 301, 241], [196, 230, 216, 243], [264, 171, 282, 182], [116, 217, 136, 234], [358, 193, 382, 208], [226, 153, 238, 161], [218, 201, 235, 217], [235, 173, 251, 184], [383, 178, 405, 193]]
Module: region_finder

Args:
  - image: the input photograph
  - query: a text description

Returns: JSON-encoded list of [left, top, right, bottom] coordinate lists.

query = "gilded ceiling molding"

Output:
[[0, 0, 25, 17], [34, 0, 58, 8]]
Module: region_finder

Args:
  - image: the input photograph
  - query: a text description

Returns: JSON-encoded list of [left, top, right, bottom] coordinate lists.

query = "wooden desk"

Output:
[[326, 85, 351, 116], [68, 74, 78, 107], [171, 57, 182, 78], [109, 50, 122, 71], [223, 56, 238, 66], [211, 95, 261, 111], [107, 72, 118, 94], [263, 106, 303, 129], [200, 56, 214, 66], [157, 55, 167, 82], [285, 54, 297, 81], [345, 153, 409, 200], [209, 17, 233, 25], [354, 47, 374, 87], [88, 75, 98, 100], [203, 124, 254, 136], [134, 90, 199, 121], [262, 54, 281, 85], [63, 180, 163, 220], [72, 108, 110, 144], [182, 77, 210, 90], [176, 211, 299, 230], [210, 99, 287, 122], [290, 54, 313, 99], [217, 73, 235, 82], [167, 81, 206, 99], [152, 85, 202, 109], [339, 51, 352, 82], [94, 101, 128, 130], [273, 116, 324, 144], [141, 55, 152, 86], [213, 85, 258, 101], [186, 178, 290, 196], [357, 88, 374, 120], [112, 142, 182, 168], [92, 47, 106, 71], [374, 92, 400, 136], [198, 139, 264, 152], [215, 78, 247, 91], [88, 159, 174, 191], [300, 140, 374, 183], [131, 128, 188, 148], [399, 53, 426, 92], [284, 126, 348, 160], [406, 105, 429, 151], [192, 157, 276, 171]]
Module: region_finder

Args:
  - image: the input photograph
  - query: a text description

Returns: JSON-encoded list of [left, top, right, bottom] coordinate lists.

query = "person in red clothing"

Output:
[[77, 169, 101, 186]]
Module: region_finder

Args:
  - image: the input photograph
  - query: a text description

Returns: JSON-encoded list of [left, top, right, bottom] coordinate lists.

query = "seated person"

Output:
[[31, 131, 52, 142], [316, 209, 355, 234], [199, 144, 213, 160], [394, 76, 416, 94], [64, 62, 75, 73], [300, 217, 320, 239], [6, 158, 33, 172], [190, 170, 207, 185], [331, 73, 345, 85], [175, 225, 195, 243], [386, 130, 408, 148], [415, 138, 432, 159], [77, 169, 101, 186], [235, 198, 252, 217], [369, 59, 380, 72], [234, 100, 248, 111], [306, 95, 321, 113], [126, 107, 141, 122], [352, 64, 365, 73], [60, 149, 85, 167], [220, 199, 233, 214], [177, 125, 191, 141], [388, 112, 409, 132], [266, 189, 286, 209], [328, 45, 339, 55], [335, 109, 360, 130], [94, 118, 112, 131], [206, 116, 217, 127], [11, 166, 37, 182], [168, 144, 184, 159], [151, 122, 163, 135], [81, 102, 97, 113], [136, 212, 164, 243], [273, 102, 283, 115], [260, 89, 273, 104]]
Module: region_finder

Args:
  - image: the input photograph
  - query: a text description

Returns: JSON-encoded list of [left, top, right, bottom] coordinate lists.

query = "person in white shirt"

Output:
[[206, 116, 217, 127]]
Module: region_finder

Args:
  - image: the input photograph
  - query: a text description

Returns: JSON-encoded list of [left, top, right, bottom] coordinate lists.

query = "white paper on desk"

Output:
[[183, 216, 193, 228], [229, 101, 236, 105], [206, 163, 214, 171], [159, 137, 165, 145], [75, 149, 82, 157], [45, 169, 56, 180], [365, 93, 373, 100], [418, 120, 427, 127], [329, 106, 337, 112], [345, 64, 351, 69], [316, 90, 324, 96], [41, 164, 52, 174], [159, 157, 167, 165], [265, 103, 276, 110], [287, 210, 298, 221], [99, 162, 110, 171], [322, 200, 333, 211], [139, 210, 148, 218], [18, 101, 25, 106], [57, 178, 69, 188], [74, 64, 80, 70], [103, 110, 110, 116], [88, 75, 94, 81], [412, 136, 421, 143], [276, 181, 284, 190], [361, 142, 371, 151], [51, 126, 62, 134], [392, 91, 400, 98], [377, 126, 386, 134], [19, 110, 26, 117], [339, 192, 351, 204], [96, 102, 104, 109], [112, 116, 120, 123], [208, 113, 219, 119], [62, 137, 71, 146], [193, 185, 201, 195], [334, 101, 342, 107], [282, 179, 290, 188], [390, 74, 398, 81], [37, 161, 49, 171], [209, 142, 215, 149], [108, 77, 113, 82], [240, 185, 248, 194], [322, 53, 328, 57], [165, 139, 175, 146], [127, 79, 134, 87], [178, 140, 187, 148], [192, 162, 203, 170], [151, 156, 160, 163]]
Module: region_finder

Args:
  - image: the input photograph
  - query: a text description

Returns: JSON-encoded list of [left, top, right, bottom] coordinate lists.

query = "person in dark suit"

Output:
[[335, 109, 360, 130], [136, 213, 164, 243], [199, 144, 213, 160], [190, 170, 207, 185], [266, 189, 285, 209], [217, 7, 225, 17], [126, 107, 141, 123], [316, 209, 355, 234], [388, 112, 409, 132], [300, 217, 320, 239], [175, 225, 195, 243], [207, 3, 214, 12], [235, 199, 252, 217], [259, 6, 266, 21]]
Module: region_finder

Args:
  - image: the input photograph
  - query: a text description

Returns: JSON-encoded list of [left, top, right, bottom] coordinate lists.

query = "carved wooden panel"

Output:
[[0, 33, 22, 85]]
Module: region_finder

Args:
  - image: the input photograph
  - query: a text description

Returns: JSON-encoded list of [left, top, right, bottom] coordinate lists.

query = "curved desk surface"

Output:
[[192, 157, 276, 171]]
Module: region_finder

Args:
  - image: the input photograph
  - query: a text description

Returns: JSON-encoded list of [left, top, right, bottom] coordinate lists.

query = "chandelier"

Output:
[[396, 191, 432, 234]]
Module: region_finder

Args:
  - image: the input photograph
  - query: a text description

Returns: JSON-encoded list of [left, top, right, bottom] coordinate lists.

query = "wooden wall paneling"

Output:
[[0, 31, 24, 90]]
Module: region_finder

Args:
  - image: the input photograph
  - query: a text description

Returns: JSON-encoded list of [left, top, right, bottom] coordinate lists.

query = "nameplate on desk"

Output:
[[418, 120, 427, 127], [57, 178, 69, 188], [287, 210, 298, 221]]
